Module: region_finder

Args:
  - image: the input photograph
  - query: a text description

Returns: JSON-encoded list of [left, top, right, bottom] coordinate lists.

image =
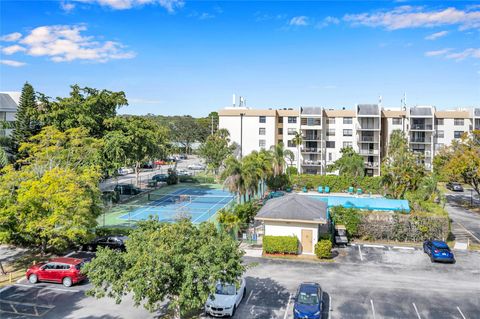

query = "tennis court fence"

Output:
[[147, 193, 235, 204]]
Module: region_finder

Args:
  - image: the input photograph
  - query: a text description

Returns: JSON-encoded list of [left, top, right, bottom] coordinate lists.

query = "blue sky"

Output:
[[1, 1, 479, 116]]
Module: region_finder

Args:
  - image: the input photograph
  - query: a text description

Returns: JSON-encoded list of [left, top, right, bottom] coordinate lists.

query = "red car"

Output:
[[26, 257, 86, 287]]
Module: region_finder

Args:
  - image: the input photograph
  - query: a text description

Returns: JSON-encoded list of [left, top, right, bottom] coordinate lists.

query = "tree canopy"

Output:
[[84, 219, 245, 319], [327, 146, 365, 179], [169, 116, 201, 154], [198, 128, 235, 175]]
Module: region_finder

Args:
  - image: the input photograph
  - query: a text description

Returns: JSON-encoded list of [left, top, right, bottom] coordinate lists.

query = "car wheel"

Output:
[[29, 274, 38, 284], [430, 256, 435, 263], [231, 305, 236, 317], [62, 277, 73, 287]]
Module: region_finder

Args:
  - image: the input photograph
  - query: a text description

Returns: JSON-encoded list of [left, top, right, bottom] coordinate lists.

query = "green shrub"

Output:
[[291, 174, 382, 193], [166, 169, 178, 185], [179, 175, 215, 183], [266, 174, 290, 191], [95, 227, 132, 237], [330, 206, 361, 238], [314, 240, 332, 259], [286, 166, 298, 175], [263, 235, 298, 254]]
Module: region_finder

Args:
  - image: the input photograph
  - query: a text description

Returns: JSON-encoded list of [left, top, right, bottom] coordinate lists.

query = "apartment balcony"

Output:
[[364, 162, 380, 168], [300, 118, 322, 127], [356, 124, 380, 131], [410, 124, 433, 131], [302, 160, 322, 166], [301, 147, 321, 153], [410, 138, 428, 143], [357, 136, 379, 143], [359, 149, 379, 155], [302, 135, 321, 141]]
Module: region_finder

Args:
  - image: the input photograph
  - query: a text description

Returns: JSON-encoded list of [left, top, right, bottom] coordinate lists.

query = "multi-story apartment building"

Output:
[[218, 104, 479, 177], [0, 92, 18, 138]]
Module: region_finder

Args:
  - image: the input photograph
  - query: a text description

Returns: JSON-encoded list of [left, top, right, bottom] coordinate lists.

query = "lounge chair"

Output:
[[302, 186, 307, 193], [348, 186, 354, 194], [325, 186, 330, 193], [357, 188, 363, 195], [317, 186, 323, 193]]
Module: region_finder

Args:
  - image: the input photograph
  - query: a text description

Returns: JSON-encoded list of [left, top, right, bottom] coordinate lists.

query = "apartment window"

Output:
[[436, 118, 444, 126], [454, 119, 464, 126], [343, 117, 352, 124], [328, 153, 332, 161], [343, 129, 353, 136], [278, 117, 283, 124], [278, 128, 283, 135], [259, 139, 266, 148], [287, 128, 296, 135], [326, 129, 335, 136], [343, 141, 353, 148], [259, 128, 266, 135], [259, 116, 266, 123], [454, 131, 464, 139], [326, 141, 335, 148], [287, 140, 295, 148], [288, 117, 297, 123], [327, 118, 335, 124], [437, 130, 444, 138], [392, 118, 402, 125]]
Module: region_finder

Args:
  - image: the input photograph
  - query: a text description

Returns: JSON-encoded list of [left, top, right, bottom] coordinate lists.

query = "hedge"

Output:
[[290, 174, 383, 194], [179, 175, 215, 183], [95, 227, 133, 237], [263, 235, 298, 254], [314, 240, 332, 259]]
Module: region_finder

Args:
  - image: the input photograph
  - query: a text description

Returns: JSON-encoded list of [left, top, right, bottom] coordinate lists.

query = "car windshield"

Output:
[[297, 292, 319, 305], [215, 283, 236, 295]]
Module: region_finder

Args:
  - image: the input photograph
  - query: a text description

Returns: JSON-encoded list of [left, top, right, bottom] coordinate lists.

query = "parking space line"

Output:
[[283, 294, 292, 319], [370, 299, 376, 319], [412, 302, 421, 319], [14, 283, 80, 293], [358, 245, 363, 261], [245, 290, 253, 304], [363, 244, 385, 248], [457, 306, 466, 319], [393, 246, 415, 250]]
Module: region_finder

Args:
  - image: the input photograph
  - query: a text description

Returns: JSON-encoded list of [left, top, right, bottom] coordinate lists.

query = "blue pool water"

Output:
[[309, 195, 410, 212]]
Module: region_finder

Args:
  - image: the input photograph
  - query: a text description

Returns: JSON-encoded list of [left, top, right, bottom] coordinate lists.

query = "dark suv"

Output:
[[81, 236, 128, 252], [114, 184, 141, 195], [446, 182, 464, 192]]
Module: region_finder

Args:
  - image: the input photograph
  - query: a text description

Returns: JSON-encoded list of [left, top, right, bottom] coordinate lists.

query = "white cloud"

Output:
[[425, 48, 452, 56], [74, 0, 184, 12], [61, 1, 76, 12], [2, 45, 26, 55], [289, 16, 309, 26], [425, 30, 449, 40], [4, 25, 135, 63], [0, 59, 26, 67], [316, 16, 340, 28], [344, 6, 480, 30], [0, 32, 22, 42]]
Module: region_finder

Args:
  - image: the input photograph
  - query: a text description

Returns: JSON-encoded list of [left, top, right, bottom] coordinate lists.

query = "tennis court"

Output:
[[119, 187, 235, 223]]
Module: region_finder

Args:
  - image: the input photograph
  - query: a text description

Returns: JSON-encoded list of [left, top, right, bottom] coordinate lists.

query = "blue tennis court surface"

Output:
[[120, 188, 235, 223]]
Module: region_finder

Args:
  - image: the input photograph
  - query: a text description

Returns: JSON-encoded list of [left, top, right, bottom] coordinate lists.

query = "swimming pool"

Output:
[[308, 195, 410, 212]]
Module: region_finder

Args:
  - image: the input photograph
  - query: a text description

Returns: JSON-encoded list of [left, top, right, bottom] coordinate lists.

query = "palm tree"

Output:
[[270, 143, 289, 176], [242, 152, 263, 201], [221, 156, 245, 203], [292, 131, 303, 173], [257, 149, 273, 197]]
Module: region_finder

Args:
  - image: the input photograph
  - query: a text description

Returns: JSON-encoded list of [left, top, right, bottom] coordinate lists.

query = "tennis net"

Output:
[[147, 193, 234, 204]]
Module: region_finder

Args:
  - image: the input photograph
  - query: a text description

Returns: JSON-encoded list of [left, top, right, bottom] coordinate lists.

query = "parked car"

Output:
[[154, 160, 166, 166], [176, 169, 193, 176], [423, 240, 455, 263], [114, 184, 141, 195], [141, 162, 154, 169], [293, 282, 323, 319], [204, 278, 246, 317], [26, 257, 86, 287], [117, 167, 134, 175], [446, 182, 464, 192], [81, 236, 128, 252], [152, 174, 168, 182], [179, 154, 187, 160], [188, 163, 205, 170]]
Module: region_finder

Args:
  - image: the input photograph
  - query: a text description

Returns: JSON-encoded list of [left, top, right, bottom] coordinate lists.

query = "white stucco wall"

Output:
[[264, 220, 319, 255]]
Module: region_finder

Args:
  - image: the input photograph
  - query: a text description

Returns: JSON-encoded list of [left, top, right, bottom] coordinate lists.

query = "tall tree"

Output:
[[198, 128, 234, 175], [221, 156, 245, 203], [381, 130, 425, 199], [196, 111, 219, 142], [270, 143, 291, 176], [84, 219, 245, 319], [327, 146, 365, 179], [104, 116, 168, 184], [292, 131, 303, 172], [169, 116, 200, 154], [242, 151, 263, 200], [40, 85, 128, 138], [440, 131, 480, 196], [11, 82, 41, 154]]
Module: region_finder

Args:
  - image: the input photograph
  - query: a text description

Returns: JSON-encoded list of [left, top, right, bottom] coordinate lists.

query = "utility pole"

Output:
[[240, 113, 244, 158]]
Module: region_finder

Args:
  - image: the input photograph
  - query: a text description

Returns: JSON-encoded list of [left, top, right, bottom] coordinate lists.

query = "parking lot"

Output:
[[2, 246, 479, 319]]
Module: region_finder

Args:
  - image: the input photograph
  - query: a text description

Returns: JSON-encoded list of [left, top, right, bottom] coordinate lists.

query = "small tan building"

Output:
[[255, 194, 329, 255]]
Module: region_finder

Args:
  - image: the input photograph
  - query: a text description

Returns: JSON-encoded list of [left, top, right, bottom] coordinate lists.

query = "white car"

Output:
[[205, 279, 246, 317], [188, 163, 205, 170], [117, 167, 134, 175], [177, 169, 193, 176]]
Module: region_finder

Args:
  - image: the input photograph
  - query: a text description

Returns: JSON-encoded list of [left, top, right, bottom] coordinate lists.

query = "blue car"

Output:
[[423, 240, 455, 263], [293, 282, 323, 319]]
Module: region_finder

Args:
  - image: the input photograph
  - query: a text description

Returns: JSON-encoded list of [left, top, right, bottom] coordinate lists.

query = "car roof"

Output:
[[49, 257, 83, 265], [432, 240, 449, 248], [299, 282, 320, 293]]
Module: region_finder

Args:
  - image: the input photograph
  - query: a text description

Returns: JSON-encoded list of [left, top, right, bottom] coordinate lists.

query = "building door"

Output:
[[301, 229, 313, 253]]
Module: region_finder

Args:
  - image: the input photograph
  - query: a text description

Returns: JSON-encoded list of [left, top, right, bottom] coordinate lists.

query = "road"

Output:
[[444, 189, 480, 244]]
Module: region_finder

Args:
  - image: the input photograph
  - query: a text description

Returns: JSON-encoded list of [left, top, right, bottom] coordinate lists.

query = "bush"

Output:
[[266, 174, 290, 191], [179, 175, 215, 183], [263, 235, 298, 254], [166, 168, 178, 185], [330, 206, 361, 238], [95, 227, 132, 237], [286, 166, 298, 175], [291, 174, 382, 193], [314, 240, 332, 259]]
